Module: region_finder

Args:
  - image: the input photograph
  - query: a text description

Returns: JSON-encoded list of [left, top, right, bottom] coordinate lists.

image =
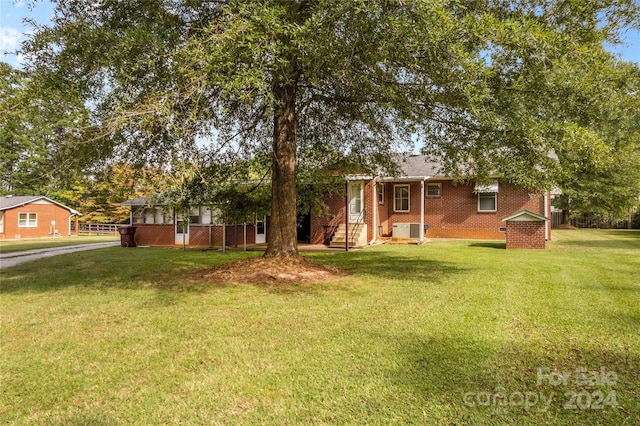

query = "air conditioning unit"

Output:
[[392, 223, 422, 239]]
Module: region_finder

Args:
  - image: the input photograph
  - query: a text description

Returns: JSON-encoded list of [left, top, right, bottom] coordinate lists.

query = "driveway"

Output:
[[0, 242, 120, 269]]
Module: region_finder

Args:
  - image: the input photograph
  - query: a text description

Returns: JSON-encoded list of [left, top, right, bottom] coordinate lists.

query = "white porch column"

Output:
[[420, 179, 425, 244]]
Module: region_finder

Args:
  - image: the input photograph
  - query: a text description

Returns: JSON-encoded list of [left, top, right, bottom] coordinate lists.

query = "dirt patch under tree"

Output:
[[189, 256, 350, 285]]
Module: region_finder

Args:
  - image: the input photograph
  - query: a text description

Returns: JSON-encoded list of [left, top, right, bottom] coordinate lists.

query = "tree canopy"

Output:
[[0, 62, 95, 195], [21, 0, 640, 255]]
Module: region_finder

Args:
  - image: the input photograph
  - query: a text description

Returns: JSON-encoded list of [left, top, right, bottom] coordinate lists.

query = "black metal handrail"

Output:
[[348, 208, 366, 245]]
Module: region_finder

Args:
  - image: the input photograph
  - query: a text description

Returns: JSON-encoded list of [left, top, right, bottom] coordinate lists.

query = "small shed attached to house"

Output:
[[502, 210, 550, 249], [0, 195, 82, 239]]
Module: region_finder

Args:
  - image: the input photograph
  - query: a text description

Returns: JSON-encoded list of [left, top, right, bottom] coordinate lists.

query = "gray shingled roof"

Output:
[[120, 196, 156, 207], [1, 195, 42, 210], [396, 154, 443, 178], [0, 195, 81, 215], [120, 194, 173, 206]]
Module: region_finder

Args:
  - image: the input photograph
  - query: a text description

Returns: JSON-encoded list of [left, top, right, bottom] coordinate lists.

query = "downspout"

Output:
[[369, 177, 378, 245], [420, 179, 425, 244]]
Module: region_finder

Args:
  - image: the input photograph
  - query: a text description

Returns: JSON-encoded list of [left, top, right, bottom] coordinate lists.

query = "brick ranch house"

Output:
[[122, 155, 551, 249], [0, 195, 82, 240], [307, 154, 551, 249]]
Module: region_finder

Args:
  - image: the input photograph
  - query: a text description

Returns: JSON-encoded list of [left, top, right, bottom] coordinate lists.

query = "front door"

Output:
[[349, 182, 364, 222], [255, 216, 266, 244]]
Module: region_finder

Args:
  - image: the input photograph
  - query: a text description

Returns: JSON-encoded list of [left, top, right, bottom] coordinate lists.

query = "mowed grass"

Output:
[[0, 235, 118, 254], [1, 230, 638, 425]]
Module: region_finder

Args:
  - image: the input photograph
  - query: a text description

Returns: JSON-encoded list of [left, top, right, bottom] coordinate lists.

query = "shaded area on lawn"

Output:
[[552, 229, 640, 251], [314, 249, 470, 284], [468, 241, 506, 250]]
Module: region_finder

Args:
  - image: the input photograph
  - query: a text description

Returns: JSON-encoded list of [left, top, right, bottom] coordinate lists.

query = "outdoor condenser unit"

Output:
[[392, 223, 422, 239]]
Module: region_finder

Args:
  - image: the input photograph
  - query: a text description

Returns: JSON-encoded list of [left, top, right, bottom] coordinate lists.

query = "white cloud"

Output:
[[0, 27, 23, 53]]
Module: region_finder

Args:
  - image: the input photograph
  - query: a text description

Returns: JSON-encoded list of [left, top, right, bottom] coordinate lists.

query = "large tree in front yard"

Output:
[[23, 0, 640, 256]]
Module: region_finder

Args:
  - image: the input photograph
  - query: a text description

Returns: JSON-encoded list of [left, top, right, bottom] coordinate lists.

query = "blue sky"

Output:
[[1, 0, 639, 69], [1, 0, 56, 68]]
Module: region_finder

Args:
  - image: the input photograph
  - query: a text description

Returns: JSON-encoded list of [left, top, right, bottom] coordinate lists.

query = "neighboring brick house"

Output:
[[308, 154, 551, 247], [0, 195, 81, 239]]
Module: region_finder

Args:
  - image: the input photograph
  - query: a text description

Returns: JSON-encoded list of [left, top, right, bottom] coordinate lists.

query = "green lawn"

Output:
[[0, 235, 118, 254], [1, 230, 638, 425]]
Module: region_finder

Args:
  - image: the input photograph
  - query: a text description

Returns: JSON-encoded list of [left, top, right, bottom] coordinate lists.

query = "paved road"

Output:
[[0, 242, 120, 269]]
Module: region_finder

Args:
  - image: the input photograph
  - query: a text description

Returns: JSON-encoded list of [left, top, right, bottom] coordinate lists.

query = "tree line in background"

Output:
[[2, 1, 640, 248], [0, 63, 165, 223]]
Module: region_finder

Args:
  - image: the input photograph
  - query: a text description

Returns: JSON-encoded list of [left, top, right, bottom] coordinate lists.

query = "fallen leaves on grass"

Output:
[[190, 256, 350, 285]]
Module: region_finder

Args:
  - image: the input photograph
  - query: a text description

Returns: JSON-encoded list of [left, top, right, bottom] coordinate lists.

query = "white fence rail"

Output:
[[78, 223, 125, 235]]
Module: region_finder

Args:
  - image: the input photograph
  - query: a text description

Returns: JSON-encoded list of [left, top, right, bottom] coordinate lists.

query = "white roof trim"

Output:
[[502, 210, 550, 222]]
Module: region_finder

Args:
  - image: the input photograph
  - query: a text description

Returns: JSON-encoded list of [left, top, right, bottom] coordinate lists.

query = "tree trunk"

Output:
[[264, 81, 299, 257], [562, 208, 571, 225]]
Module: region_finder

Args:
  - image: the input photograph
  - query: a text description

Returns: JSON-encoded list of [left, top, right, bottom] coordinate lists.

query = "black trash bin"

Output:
[[118, 226, 137, 247]]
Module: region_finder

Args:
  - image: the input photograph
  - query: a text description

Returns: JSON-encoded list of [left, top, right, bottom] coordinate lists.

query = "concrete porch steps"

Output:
[[329, 223, 368, 248]]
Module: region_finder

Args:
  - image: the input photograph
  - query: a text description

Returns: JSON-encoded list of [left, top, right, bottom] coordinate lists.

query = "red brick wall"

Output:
[[506, 221, 546, 249], [421, 180, 543, 240], [206, 224, 256, 247], [1, 202, 78, 239], [133, 224, 174, 246], [378, 181, 426, 237], [310, 191, 346, 244], [132, 223, 260, 248]]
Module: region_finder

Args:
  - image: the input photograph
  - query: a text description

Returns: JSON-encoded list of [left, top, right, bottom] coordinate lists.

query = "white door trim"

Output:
[[255, 216, 266, 244], [349, 181, 364, 222]]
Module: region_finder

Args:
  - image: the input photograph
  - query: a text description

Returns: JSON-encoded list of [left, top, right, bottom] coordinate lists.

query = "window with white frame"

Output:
[[478, 192, 497, 212], [426, 183, 441, 197], [394, 185, 410, 212], [18, 212, 38, 227], [377, 183, 384, 204]]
